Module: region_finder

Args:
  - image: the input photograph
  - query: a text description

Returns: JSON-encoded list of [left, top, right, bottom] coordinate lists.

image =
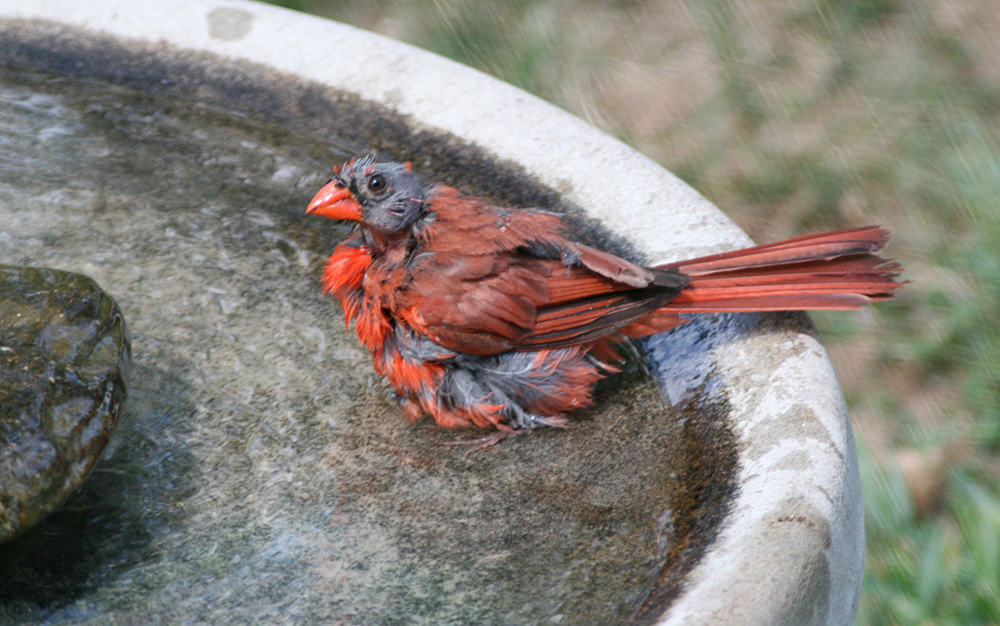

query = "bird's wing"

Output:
[[396, 250, 688, 356], [421, 187, 661, 286], [393, 188, 690, 355]]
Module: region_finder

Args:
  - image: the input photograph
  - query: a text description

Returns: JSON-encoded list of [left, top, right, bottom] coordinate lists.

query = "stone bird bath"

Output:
[[0, 2, 864, 623]]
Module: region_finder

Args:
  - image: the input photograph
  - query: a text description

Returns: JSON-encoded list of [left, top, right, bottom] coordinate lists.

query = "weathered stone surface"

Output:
[[0, 265, 129, 542]]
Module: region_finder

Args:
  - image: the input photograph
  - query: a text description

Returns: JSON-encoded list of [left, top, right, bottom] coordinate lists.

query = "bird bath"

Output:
[[0, 3, 864, 624]]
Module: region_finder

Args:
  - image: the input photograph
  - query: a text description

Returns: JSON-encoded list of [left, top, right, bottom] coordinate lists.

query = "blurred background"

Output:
[[265, 1, 999, 622]]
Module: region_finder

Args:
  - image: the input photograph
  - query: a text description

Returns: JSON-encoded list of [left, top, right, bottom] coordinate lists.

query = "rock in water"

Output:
[[0, 265, 130, 542]]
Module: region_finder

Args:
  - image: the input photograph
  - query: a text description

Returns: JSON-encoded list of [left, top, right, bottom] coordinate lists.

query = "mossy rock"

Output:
[[0, 265, 130, 542]]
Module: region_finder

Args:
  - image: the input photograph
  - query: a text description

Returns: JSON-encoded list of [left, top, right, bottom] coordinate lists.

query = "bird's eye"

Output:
[[367, 174, 386, 193]]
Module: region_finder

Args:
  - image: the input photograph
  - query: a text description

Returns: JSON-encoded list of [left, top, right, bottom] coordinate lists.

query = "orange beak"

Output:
[[306, 180, 363, 221]]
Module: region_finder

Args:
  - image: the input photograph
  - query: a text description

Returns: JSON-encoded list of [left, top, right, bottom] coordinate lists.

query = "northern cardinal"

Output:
[[307, 155, 901, 439]]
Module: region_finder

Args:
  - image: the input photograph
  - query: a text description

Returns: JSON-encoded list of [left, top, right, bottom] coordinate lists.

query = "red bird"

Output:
[[307, 155, 901, 438]]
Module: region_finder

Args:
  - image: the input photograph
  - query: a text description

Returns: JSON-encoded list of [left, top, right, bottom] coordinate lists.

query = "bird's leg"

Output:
[[401, 397, 424, 422]]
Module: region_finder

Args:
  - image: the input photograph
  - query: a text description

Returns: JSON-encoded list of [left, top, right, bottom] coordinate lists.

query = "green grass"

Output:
[[269, 1, 1000, 622], [860, 441, 1000, 624]]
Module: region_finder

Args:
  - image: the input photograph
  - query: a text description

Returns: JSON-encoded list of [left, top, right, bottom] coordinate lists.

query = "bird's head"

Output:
[[306, 155, 426, 234]]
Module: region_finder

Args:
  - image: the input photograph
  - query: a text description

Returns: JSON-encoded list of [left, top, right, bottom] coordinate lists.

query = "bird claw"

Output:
[[438, 429, 525, 455]]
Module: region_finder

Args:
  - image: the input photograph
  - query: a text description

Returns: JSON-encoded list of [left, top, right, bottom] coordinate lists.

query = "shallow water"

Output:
[[0, 69, 732, 623]]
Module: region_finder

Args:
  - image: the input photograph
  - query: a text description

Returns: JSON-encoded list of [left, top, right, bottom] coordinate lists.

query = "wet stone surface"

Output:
[[0, 69, 736, 623], [0, 265, 129, 541]]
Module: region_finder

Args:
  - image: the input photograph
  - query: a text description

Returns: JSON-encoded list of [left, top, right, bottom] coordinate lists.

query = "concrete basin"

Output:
[[0, 2, 863, 623]]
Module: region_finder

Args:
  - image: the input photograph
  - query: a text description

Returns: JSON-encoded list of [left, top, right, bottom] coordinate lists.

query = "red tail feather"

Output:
[[650, 226, 902, 315]]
